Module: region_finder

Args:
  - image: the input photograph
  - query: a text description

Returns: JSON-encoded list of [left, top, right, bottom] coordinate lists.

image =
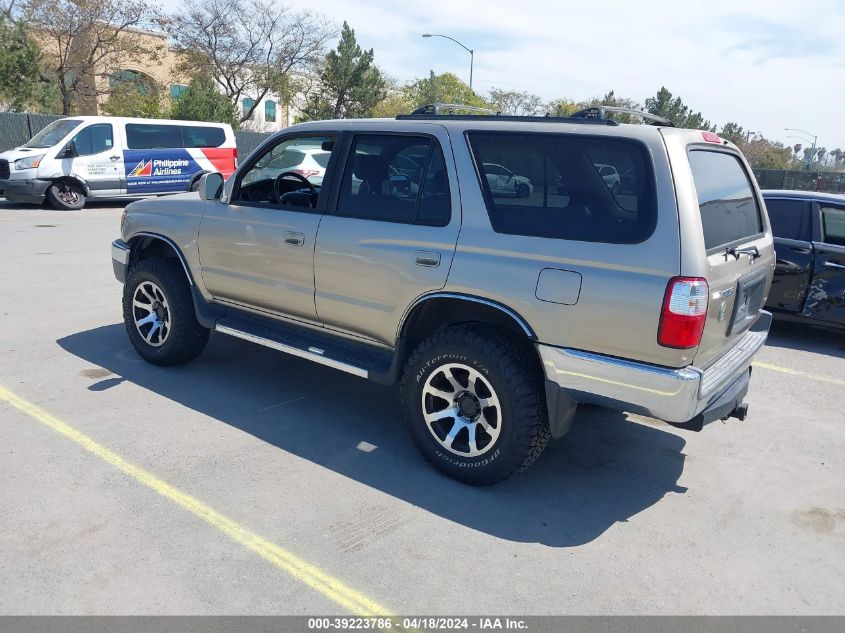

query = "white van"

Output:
[[0, 116, 237, 209]]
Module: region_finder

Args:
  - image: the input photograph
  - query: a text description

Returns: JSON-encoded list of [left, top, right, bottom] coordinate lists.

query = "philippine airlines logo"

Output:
[[129, 160, 152, 177]]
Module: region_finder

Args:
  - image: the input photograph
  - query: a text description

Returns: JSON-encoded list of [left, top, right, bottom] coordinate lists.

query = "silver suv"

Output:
[[111, 106, 775, 485]]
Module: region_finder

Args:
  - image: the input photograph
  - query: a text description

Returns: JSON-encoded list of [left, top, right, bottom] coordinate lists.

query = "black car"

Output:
[[763, 190, 845, 331]]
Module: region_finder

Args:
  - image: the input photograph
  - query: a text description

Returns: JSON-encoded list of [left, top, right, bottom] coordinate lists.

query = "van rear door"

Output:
[[685, 147, 775, 368]]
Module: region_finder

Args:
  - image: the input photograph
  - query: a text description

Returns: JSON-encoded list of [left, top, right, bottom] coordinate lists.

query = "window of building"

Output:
[[689, 150, 762, 250], [265, 100, 277, 122], [109, 70, 154, 95], [71, 124, 113, 156], [170, 84, 188, 99], [242, 98, 255, 119], [467, 132, 655, 244], [335, 134, 451, 226]]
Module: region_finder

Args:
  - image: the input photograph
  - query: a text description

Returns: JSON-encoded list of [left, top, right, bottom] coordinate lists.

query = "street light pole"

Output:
[[422, 33, 475, 90], [785, 128, 817, 171]]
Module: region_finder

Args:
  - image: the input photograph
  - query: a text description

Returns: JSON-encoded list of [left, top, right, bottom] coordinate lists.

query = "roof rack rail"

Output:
[[409, 103, 499, 116], [570, 106, 675, 127], [397, 103, 619, 126]]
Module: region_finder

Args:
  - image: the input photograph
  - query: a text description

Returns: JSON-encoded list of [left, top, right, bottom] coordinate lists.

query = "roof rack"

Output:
[[570, 106, 675, 127], [396, 103, 619, 126], [409, 103, 499, 115]]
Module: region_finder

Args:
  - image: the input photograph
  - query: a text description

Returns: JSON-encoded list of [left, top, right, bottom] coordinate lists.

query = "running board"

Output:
[[214, 315, 394, 380]]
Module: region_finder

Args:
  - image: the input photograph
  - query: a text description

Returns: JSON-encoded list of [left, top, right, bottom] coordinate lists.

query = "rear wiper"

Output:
[[725, 245, 760, 262]]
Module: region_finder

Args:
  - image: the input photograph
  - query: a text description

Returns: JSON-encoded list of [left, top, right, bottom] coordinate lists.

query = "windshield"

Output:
[[25, 119, 82, 149]]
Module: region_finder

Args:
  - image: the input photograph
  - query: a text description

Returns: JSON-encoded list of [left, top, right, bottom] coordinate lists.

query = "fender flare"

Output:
[[45, 172, 91, 196], [127, 231, 194, 286]]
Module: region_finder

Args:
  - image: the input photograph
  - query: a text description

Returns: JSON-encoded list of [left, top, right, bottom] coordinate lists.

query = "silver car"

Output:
[[111, 107, 775, 485]]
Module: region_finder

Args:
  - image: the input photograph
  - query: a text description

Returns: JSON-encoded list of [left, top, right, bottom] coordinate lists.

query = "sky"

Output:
[[176, 0, 845, 151]]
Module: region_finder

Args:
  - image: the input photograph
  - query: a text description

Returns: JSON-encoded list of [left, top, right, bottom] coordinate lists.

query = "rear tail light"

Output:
[[658, 277, 709, 349], [233, 148, 238, 168]]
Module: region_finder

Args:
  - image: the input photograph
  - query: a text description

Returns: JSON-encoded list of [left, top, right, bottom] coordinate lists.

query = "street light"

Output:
[[784, 127, 818, 170], [422, 33, 474, 90]]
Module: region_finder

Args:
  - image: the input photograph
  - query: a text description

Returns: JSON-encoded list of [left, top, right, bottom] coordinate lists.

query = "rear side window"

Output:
[[821, 206, 845, 246], [126, 123, 181, 149], [182, 125, 225, 148], [467, 132, 656, 244], [335, 134, 451, 226], [689, 150, 762, 250], [764, 198, 810, 241]]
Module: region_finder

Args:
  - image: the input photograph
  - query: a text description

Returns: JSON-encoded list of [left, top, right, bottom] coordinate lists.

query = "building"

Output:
[[31, 25, 294, 130]]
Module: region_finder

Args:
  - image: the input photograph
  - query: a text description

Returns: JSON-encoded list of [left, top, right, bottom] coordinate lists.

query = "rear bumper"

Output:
[[539, 311, 771, 426], [111, 239, 130, 283], [0, 178, 50, 204]]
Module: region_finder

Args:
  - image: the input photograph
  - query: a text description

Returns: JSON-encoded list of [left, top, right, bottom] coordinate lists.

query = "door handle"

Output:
[[284, 231, 305, 246], [789, 246, 811, 254], [414, 251, 440, 267], [824, 261, 845, 271], [109, 156, 120, 162]]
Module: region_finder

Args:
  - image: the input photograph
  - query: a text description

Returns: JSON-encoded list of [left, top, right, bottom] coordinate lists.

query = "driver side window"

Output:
[[235, 135, 335, 210]]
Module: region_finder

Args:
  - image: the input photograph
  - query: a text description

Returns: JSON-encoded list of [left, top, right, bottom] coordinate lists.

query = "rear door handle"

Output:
[[284, 231, 305, 246], [414, 251, 441, 267]]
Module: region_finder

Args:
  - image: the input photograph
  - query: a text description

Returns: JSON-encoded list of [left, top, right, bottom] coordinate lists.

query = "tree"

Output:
[[719, 122, 746, 146], [816, 147, 827, 166], [0, 13, 45, 110], [170, 75, 239, 127], [546, 97, 578, 117], [298, 22, 386, 121], [403, 71, 487, 110], [742, 136, 791, 170], [645, 86, 712, 130], [102, 79, 165, 118], [171, 0, 331, 124], [488, 88, 544, 116], [21, 0, 164, 115]]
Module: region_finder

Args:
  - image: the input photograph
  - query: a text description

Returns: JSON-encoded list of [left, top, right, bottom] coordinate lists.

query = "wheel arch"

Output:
[[48, 174, 91, 196], [127, 232, 194, 286]]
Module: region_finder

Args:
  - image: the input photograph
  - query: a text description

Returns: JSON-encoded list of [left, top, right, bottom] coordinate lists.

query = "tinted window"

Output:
[[468, 132, 655, 243], [313, 152, 331, 168], [821, 206, 845, 246], [764, 198, 809, 241], [689, 150, 762, 250], [182, 125, 225, 148], [72, 124, 113, 156], [335, 134, 451, 226], [126, 123, 181, 149]]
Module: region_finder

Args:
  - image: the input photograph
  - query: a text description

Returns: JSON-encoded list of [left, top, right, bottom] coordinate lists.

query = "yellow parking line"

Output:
[[753, 362, 845, 387], [0, 384, 391, 617]]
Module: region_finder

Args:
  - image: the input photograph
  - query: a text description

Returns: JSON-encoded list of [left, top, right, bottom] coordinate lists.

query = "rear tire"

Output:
[[47, 180, 86, 210], [123, 257, 209, 366], [400, 325, 550, 485]]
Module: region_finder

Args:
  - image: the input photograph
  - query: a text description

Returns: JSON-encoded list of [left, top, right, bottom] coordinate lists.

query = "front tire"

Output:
[[123, 257, 209, 366], [47, 180, 86, 210], [400, 325, 551, 485]]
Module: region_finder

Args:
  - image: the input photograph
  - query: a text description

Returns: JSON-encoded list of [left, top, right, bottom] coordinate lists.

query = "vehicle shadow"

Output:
[[57, 324, 689, 547], [766, 319, 845, 359]]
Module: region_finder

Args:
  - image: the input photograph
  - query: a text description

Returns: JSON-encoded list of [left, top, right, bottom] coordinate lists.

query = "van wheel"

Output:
[[400, 325, 551, 485], [47, 180, 86, 210], [123, 257, 209, 366]]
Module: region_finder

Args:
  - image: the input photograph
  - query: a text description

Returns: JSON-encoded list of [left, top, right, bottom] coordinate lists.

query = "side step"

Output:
[[214, 315, 394, 381]]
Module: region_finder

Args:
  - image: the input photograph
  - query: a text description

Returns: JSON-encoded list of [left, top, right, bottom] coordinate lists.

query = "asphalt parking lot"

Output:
[[1, 200, 843, 616]]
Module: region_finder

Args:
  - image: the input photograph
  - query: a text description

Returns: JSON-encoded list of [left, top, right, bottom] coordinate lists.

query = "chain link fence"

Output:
[[0, 111, 271, 157], [753, 168, 845, 195]]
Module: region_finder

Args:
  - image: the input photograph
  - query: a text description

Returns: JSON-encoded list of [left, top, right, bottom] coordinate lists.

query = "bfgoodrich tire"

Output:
[[46, 180, 86, 210], [400, 325, 551, 485], [123, 257, 209, 366]]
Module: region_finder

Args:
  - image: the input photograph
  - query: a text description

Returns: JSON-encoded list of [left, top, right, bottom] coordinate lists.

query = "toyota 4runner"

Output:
[[111, 105, 775, 485]]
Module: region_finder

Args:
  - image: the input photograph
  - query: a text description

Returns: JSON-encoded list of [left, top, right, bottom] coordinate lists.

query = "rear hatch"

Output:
[[682, 141, 775, 369]]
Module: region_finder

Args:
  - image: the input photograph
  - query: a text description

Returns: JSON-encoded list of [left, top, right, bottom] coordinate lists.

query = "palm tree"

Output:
[[792, 144, 802, 168]]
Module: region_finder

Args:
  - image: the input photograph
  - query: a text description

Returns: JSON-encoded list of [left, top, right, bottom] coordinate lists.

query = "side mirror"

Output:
[[60, 143, 76, 158], [198, 172, 224, 201]]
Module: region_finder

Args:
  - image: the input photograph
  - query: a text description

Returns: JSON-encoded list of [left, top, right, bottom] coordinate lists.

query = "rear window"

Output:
[[467, 132, 656, 244], [689, 150, 762, 250]]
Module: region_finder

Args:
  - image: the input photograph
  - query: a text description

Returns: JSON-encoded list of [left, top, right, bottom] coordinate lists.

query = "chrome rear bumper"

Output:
[[539, 311, 771, 424]]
